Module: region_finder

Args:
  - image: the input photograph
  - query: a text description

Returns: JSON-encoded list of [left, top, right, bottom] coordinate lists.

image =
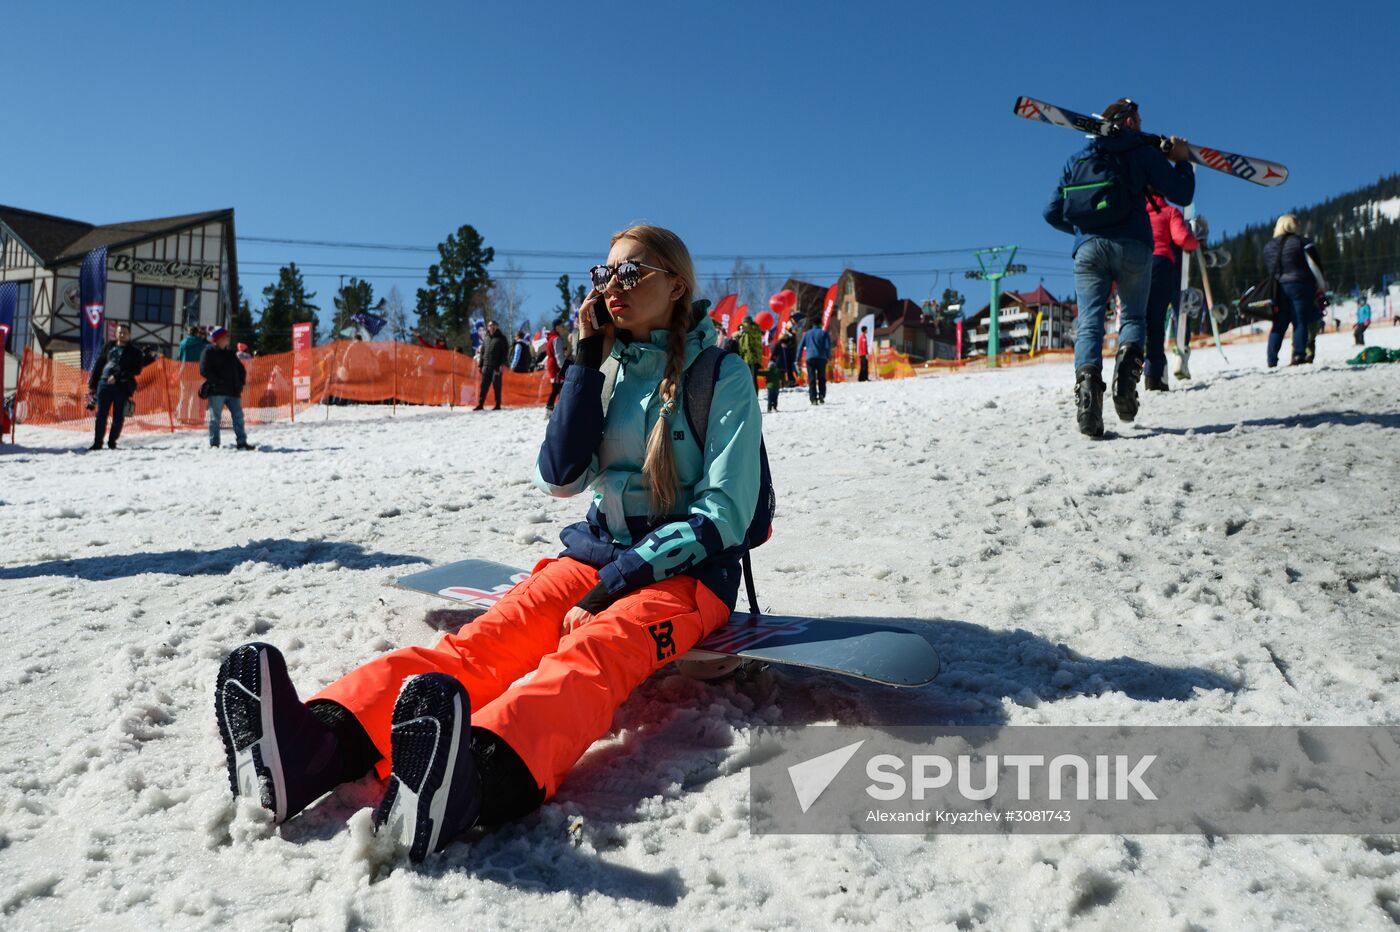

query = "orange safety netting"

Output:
[[13, 341, 553, 434]]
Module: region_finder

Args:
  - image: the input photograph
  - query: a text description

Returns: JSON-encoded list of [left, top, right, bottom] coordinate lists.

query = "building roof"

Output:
[[840, 269, 899, 311], [780, 278, 829, 320], [0, 205, 233, 267], [1013, 283, 1062, 307]]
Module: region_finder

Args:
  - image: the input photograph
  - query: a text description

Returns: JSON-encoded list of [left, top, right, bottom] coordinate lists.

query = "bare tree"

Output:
[[385, 285, 410, 342], [494, 258, 527, 337]]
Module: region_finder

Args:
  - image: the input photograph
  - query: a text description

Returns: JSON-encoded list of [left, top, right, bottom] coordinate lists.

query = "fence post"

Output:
[[450, 350, 456, 408], [160, 357, 176, 432], [393, 340, 399, 415]]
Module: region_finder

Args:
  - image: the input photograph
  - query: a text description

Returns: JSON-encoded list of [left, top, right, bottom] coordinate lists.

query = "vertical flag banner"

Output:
[[79, 247, 109, 371], [730, 305, 748, 336], [821, 283, 839, 330], [292, 321, 313, 402], [0, 282, 17, 353]]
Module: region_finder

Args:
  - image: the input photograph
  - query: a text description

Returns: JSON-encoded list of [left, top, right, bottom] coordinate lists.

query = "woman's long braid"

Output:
[[643, 302, 690, 515]]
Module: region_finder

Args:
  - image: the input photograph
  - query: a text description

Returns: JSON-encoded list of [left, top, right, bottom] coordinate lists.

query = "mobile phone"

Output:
[[590, 291, 614, 327]]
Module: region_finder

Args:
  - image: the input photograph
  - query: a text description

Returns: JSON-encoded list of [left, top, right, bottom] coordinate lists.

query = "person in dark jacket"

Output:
[[1260, 214, 1324, 367], [86, 321, 157, 450], [509, 331, 533, 373], [1044, 98, 1195, 437], [201, 326, 254, 449], [475, 320, 509, 410], [798, 320, 832, 405], [776, 322, 798, 386]]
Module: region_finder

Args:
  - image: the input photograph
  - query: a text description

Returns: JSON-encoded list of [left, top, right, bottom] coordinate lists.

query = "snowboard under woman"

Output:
[[214, 225, 763, 862]]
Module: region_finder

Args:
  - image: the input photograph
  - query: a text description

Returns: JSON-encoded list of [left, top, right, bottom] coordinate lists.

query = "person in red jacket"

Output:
[[1144, 191, 1199, 390], [543, 320, 572, 413], [857, 326, 870, 381]]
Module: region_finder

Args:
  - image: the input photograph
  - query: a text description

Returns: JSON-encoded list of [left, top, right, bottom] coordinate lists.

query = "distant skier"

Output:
[[214, 225, 763, 863], [1143, 189, 1199, 390], [544, 320, 572, 413], [1043, 98, 1194, 437], [857, 326, 870, 381], [1261, 215, 1325, 367], [1355, 299, 1372, 345]]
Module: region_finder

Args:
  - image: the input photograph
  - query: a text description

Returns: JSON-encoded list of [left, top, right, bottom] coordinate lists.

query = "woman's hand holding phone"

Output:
[[576, 288, 615, 368]]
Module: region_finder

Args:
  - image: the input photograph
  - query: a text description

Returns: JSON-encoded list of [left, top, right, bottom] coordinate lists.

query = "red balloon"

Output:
[[755, 310, 776, 330], [769, 289, 796, 314]]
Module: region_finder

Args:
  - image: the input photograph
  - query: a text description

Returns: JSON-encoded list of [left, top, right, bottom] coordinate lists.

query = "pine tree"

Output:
[[229, 286, 257, 350], [556, 274, 574, 323], [258, 263, 319, 354], [414, 224, 494, 348], [332, 277, 376, 339]]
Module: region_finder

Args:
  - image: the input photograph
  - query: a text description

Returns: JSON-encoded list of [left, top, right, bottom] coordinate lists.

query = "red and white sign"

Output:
[[292, 322, 313, 402]]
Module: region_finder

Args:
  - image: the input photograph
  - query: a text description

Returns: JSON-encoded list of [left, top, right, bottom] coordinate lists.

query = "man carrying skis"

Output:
[[1043, 98, 1194, 437]]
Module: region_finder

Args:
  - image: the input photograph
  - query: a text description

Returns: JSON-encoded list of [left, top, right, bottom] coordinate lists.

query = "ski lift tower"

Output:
[[965, 246, 1027, 367]]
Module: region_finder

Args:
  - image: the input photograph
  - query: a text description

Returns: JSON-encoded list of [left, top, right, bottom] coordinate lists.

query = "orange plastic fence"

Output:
[[14, 341, 553, 434]]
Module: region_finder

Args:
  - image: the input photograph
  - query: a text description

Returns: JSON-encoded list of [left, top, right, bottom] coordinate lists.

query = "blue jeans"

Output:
[[1073, 238, 1152, 369], [1144, 255, 1180, 380], [208, 395, 247, 445], [1267, 282, 1314, 366]]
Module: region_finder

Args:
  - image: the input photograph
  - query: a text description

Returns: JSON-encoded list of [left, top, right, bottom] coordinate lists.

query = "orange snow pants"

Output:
[[311, 557, 731, 797]]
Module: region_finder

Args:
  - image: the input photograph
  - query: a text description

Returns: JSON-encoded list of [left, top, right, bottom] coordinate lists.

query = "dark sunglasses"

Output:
[[589, 260, 670, 292]]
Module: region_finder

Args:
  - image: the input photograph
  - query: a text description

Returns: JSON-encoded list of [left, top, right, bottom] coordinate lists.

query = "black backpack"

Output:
[[1060, 142, 1135, 232], [683, 345, 776, 615], [1240, 235, 1290, 321]]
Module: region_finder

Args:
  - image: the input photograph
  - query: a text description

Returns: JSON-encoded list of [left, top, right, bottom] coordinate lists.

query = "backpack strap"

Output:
[[682, 344, 726, 448], [682, 343, 765, 617]]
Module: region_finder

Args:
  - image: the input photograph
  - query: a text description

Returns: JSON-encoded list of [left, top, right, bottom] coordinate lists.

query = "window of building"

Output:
[[132, 285, 175, 324], [182, 289, 201, 325], [0, 231, 9, 269]]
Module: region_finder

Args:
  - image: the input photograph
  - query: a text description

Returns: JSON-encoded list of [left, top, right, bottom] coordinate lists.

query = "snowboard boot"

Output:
[[1145, 375, 1169, 392], [1074, 365, 1105, 438], [1111, 343, 1144, 423], [373, 673, 481, 863], [215, 643, 346, 823]]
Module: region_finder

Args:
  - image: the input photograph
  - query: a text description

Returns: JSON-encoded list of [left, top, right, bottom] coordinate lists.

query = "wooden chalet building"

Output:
[[0, 205, 238, 362]]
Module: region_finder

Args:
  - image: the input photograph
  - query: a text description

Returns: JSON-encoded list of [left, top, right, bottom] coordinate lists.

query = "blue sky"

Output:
[[6, 0, 1397, 324]]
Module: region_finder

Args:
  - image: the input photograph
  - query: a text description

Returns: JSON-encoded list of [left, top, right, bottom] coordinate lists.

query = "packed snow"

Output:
[[3, 325, 1399, 930]]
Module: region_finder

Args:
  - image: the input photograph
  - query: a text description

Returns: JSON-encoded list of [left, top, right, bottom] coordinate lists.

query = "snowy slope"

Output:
[[2, 326, 1399, 930]]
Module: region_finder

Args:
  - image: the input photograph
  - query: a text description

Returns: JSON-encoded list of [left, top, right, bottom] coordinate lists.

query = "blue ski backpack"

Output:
[[1059, 141, 1135, 232]]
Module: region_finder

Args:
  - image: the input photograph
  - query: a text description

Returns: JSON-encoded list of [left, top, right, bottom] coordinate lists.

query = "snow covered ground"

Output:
[[3, 325, 1399, 930]]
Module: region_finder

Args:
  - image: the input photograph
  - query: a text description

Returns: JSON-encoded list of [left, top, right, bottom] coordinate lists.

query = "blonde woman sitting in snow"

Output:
[[214, 225, 763, 862]]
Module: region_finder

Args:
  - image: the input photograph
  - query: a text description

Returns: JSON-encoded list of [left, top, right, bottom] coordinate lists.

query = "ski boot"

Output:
[[1145, 375, 1169, 392], [373, 673, 482, 863], [1112, 343, 1144, 423], [1074, 365, 1105, 438]]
